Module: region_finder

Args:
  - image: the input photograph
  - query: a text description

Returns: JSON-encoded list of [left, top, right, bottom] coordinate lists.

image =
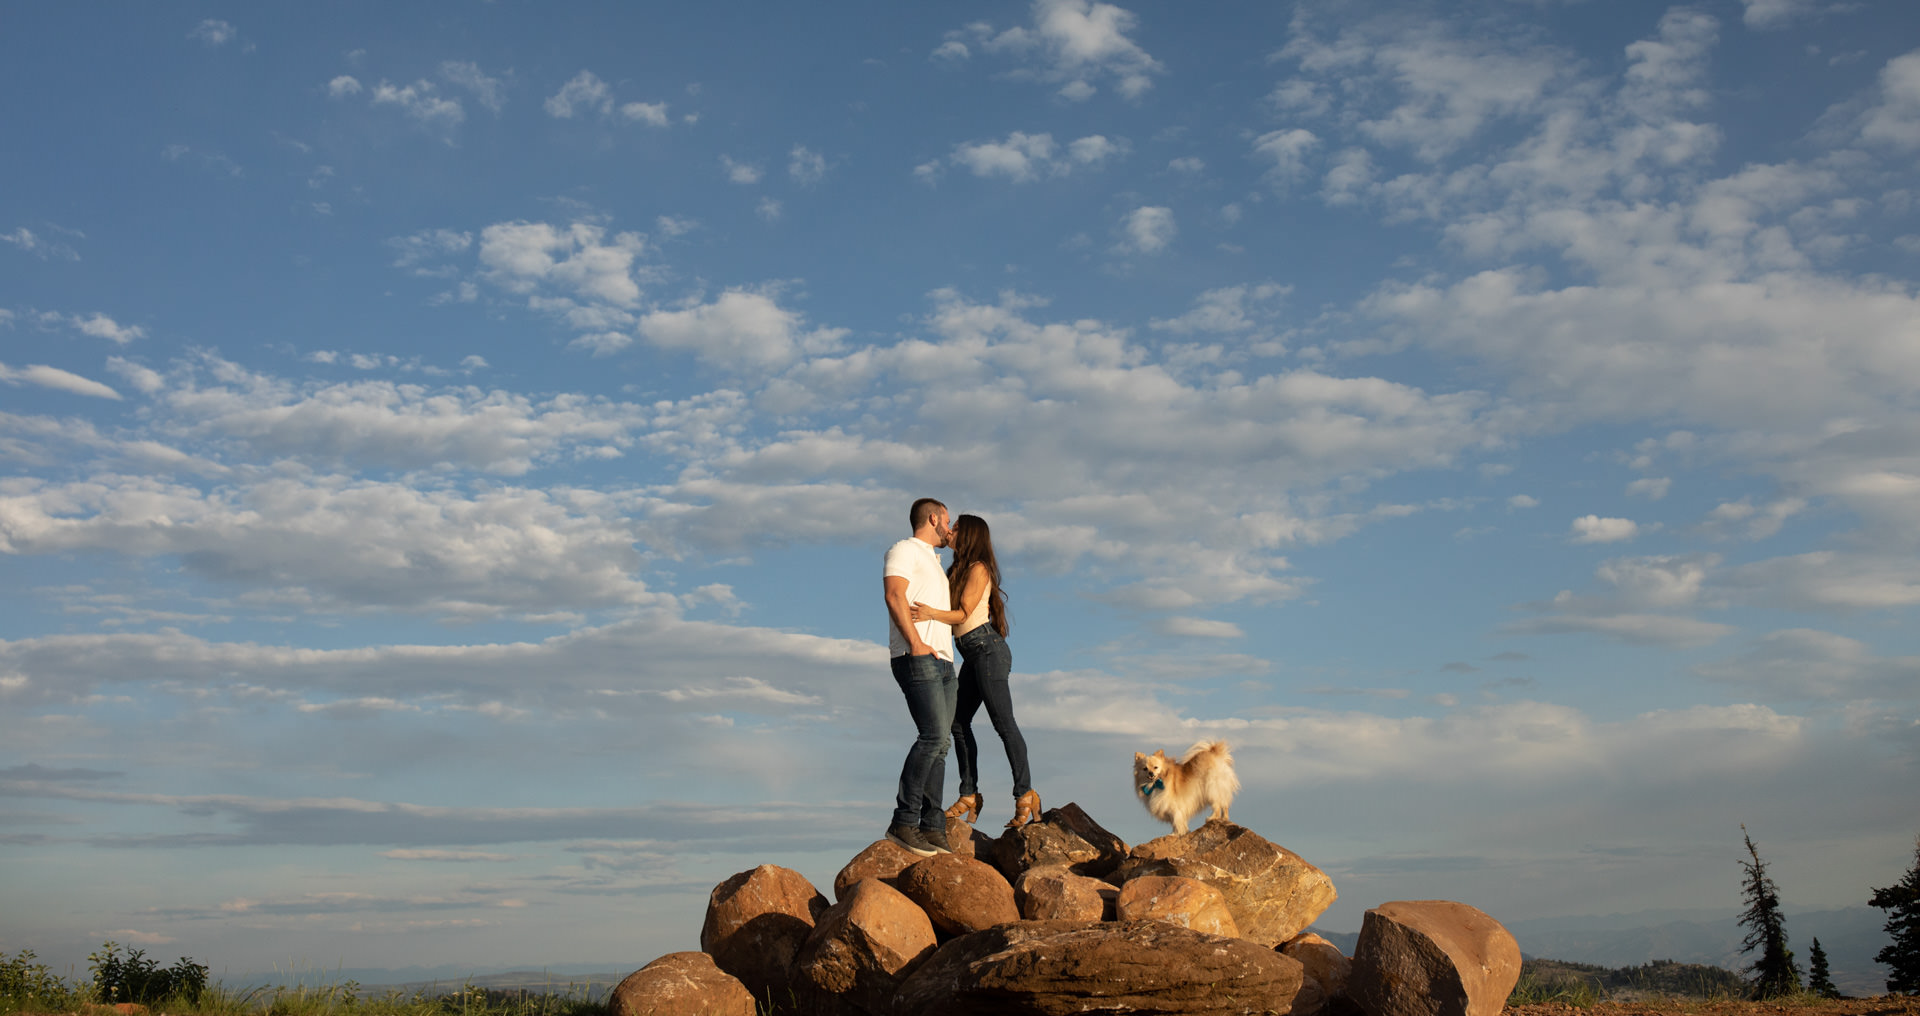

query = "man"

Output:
[[881, 497, 956, 856]]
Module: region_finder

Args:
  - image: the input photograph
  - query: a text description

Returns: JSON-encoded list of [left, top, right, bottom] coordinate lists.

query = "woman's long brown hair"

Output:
[[947, 514, 1009, 637]]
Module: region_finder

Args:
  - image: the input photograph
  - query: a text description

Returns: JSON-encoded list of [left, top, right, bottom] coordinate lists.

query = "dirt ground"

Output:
[[1507, 998, 1920, 1016]]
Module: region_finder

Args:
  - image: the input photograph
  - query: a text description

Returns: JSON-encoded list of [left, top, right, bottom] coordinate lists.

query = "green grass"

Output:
[[1507, 958, 1749, 1007], [1, 948, 609, 1016]]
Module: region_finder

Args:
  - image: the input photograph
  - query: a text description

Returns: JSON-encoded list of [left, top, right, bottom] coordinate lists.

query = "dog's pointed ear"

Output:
[[1133, 752, 1145, 762], [1153, 749, 1166, 758]]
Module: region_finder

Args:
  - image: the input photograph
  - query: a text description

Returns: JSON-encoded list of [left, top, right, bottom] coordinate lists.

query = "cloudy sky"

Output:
[[4, 0, 1918, 981]]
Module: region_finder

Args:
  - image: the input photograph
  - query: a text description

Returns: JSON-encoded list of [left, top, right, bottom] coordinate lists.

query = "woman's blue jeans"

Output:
[[951, 625, 1030, 798], [890, 652, 956, 831]]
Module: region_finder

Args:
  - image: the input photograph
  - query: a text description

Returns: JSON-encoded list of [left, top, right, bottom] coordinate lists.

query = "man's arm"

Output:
[[884, 575, 933, 655]]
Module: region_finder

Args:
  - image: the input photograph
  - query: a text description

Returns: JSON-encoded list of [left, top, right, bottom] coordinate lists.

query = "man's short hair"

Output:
[[910, 497, 947, 530]]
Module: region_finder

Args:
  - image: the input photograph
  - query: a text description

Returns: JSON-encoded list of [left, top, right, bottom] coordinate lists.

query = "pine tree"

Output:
[[1738, 825, 1801, 999], [1807, 937, 1839, 998], [1871, 835, 1920, 995]]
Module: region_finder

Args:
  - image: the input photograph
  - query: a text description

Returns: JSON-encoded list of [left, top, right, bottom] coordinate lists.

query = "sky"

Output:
[[3, 0, 1919, 984]]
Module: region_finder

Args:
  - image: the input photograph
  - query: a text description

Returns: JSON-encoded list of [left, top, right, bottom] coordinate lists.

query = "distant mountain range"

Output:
[[236, 906, 1895, 999]]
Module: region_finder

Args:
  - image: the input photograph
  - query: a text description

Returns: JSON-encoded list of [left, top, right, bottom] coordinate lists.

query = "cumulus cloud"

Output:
[[933, 131, 1128, 184], [721, 156, 762, 185], [788, 145, 826, 184], [1118, 206, 1175, 253], [1695, 628, 1920, 700], [328, 75, 363, 98], [68, 313, 145, 344], [1570, 515, 1639, 543], [542, 69, 668, 125], [1151, 284, 1288, 336], [370, 80, 464, 132], [439, 61, 506, 113], [945, 0, 1164, 101], [638, 289, 844, 372], [0, 363, 122, 400], [188, 19, 234, 46]]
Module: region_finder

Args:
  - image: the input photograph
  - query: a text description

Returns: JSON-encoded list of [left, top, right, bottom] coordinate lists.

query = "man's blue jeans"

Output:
[[890, 652, 957, 831]]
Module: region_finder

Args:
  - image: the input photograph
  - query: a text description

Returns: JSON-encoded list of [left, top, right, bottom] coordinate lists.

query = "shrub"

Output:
[[89, 941, 211, 1006]]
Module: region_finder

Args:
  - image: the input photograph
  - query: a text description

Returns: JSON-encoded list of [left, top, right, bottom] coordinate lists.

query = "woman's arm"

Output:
[[911, 562, 987, 626]]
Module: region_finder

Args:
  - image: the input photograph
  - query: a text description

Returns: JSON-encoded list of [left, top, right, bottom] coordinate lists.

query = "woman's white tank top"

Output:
[[956, 573, 992, 637]]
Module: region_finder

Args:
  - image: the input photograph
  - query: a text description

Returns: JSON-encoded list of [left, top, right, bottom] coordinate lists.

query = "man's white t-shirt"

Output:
[[884, 536, 953, 662]]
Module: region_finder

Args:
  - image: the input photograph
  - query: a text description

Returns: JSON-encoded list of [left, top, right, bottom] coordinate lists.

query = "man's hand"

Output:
[[885, 574, 932, 655]]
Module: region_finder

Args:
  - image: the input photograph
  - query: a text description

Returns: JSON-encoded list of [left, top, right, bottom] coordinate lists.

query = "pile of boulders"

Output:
[[609, 803, 1520, 1016]]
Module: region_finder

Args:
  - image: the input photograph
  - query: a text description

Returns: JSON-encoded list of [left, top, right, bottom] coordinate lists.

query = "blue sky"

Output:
[[3, 0, 1918, 980]]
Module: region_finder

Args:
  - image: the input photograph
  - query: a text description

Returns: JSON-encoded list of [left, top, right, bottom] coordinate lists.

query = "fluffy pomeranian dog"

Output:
[[1133, 740, 1240, 834]]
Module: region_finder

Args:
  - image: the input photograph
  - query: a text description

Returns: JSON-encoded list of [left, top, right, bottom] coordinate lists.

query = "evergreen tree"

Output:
[[1807, 937, 1839, 998], [1871, 835, 1920, 995], [1738, 825, 1801, 999]]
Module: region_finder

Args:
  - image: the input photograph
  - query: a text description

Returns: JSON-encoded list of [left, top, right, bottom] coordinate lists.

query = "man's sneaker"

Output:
[[886, 823, 938, 857], [919, 824, 953, 854]]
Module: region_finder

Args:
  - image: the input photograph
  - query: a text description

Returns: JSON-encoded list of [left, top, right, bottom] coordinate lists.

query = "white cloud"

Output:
[[1626, 477, 1670, 499], [1168, 156, 1205, 174], [371, 80, 464, 130], [0, 363, 122, 400], [931, 40, 970, 62], [477, 220, 646, 307], [1719, 552, 1920, 611], [188, 19, 234, 46], [1154, 616, 1245, 639], [1570, 515, 1638, 543], [1253, 128, 1319, 188], [3, 226, 81, 262], [1739, 0, 1840, 30], [1150, 284, 1288, 335], [439, 61, 506, 114], [620, 101, 669, 126], [941, 131, 1129, 184], [544, 70, 612, 118], [1507, 495, 1539, 510], [637, 289, 843, 371], [721, 156, 762, 185], [328, 75, 362, 98], [788, 145, 826, 184], [1695, 628, 1920, 701], [1858, 51, 1920, 151], [962, 0, 1164, 101], [1501, 612, 1734, 649], [70, 313, 146, 344], [756, 197, 783, 222], [1119, 206, 1175, 253]]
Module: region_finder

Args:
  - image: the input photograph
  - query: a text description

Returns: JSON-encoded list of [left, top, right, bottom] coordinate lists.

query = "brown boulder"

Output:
[[1115, 874, 1240, 937], [610, 952, 755, 1016], [1013, 865, 1114, 921], [833, 839, 921, 902], [1111, 821, 1336, 946], [1348, 901, 1520, 1016], [1283, 932, 1352, 999], [895, 853, 1019, 937], [699, 864, 829, 1003], [988, 802, 1126, 883], [793, 878, 938, 1016], [892, 919, 1305, 1016], [944, 814, 995, 860]]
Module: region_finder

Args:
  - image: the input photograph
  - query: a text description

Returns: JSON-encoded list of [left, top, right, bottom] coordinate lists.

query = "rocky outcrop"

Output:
[[610, 952, 755, 1016], [833, 839, 922, 902], [987, 802, 1127, 883], [892, 919, 1304, 1016], [793, 879, 938, 1016], [943, 814, 995, 860], [1110, 821, 1336, 946], [699, 864, 829, 1003], [1114, 874, 1239, 937], [1012, 865, 1113, 921], [894, 853, 1019, 937], [1284, 932, 1353, 999], [1347, 900, 1520, 1016]]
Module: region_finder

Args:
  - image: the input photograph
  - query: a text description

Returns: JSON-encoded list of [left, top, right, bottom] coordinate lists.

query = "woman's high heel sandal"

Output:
[[945, 793, 983, 823], [1006, 789, 1041, 828]]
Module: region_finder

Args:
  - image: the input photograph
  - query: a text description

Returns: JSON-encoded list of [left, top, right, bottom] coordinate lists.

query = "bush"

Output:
[[89, 941, 211, 1007], [1, 949, 86, 1013]]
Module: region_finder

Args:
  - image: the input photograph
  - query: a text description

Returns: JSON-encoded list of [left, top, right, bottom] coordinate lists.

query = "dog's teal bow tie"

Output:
[[1139, 778, 1164, 797]]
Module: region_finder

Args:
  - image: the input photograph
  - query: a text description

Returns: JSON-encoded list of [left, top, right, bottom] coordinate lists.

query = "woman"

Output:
[[910, 514, 1039, 828]]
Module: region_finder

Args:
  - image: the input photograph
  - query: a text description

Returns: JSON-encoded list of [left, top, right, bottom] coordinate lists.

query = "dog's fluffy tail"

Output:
[[1181, 739, 1241, 799], [1178, 739, 1232, 765]]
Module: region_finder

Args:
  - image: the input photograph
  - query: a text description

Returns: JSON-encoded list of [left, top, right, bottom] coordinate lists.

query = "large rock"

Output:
[[793, 878, 938, 1016], [1115, 875, 1240, 938], [895, 853, 1019, 937], [700, 864, 829, 1003], [833, 839, 922, 902], [1012, 865, 1113, 921], [1110, 821, 1336, 947], [944, 814, 995, 860], [1347, 901, 1520, 1016], [1283, 932, 1352, 999], [610, 952, 755, 1016], [892, 919, 1305, 1016], [988, 803, 1127, 883]]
